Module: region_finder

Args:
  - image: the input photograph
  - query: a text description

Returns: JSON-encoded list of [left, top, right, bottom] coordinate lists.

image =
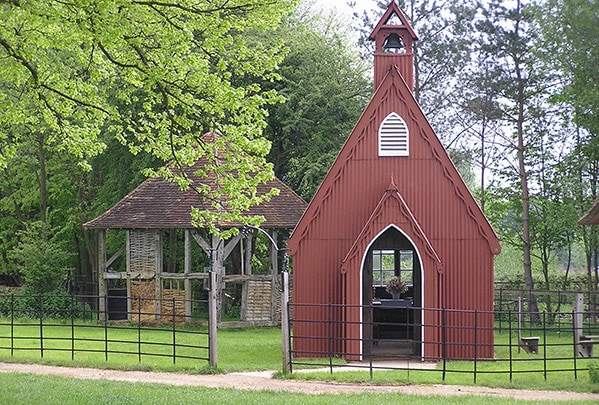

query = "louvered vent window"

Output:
[[378, 112, 409, 156]]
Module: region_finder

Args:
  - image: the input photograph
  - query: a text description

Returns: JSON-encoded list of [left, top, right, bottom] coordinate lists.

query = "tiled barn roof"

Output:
[[84, 158, 307, 230], [579, 198, 599, 225]]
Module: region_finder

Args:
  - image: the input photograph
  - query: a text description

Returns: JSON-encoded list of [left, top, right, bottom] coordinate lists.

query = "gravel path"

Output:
[[1, 362, 598, 402]]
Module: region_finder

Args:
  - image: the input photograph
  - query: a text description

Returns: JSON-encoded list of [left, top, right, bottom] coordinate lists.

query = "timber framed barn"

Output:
[[287, 1, 501, 361], [84, 133, 306, 325]]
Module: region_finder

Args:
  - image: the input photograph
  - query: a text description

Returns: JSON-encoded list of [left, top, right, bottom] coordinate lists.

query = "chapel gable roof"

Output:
[[341, 179, 444, 274], [368, 1, 418, 41], [289, 65, 500, 255]]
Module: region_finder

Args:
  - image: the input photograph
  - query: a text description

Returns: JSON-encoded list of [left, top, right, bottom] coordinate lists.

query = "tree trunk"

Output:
[[511, 0, 539, 323], [517, 119, 540, 322], [37, 132, 47, 224]]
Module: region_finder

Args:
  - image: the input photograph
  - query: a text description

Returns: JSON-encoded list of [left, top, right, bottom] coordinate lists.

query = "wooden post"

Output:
[[126, 230, 132, 321], [154, 230, 163, 321], [269, 229, 278, 322], [281, 270, 290, 374], [240, 231, 253, 322], [184, 229, 192, 323], [212, 234, 225, 322], [574, 293, 584, 356], [97, 229, 107, 322], [244, 231, 253, 275], [209, 270, 218, 368]]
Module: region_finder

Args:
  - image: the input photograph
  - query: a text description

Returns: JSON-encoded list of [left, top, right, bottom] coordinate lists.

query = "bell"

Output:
[[382, 33, 405, 54]]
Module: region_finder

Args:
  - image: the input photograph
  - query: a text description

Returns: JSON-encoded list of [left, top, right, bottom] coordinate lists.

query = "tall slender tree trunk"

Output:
[[480, 122, 487, 213], [516, 106, 539, 321], [37, 132, 48, 224], [509, 0, 539, 323]]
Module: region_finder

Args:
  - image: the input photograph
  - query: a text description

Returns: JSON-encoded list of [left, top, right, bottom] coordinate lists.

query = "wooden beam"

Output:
[[160, 272, 208, 280], [97, 229, 107, 322], [269, 229, 278, 321], [155, 230, 162, 321], [223, 233, 241, 260], [191, 230, 211, 252], [106, 244, 125, 269], [184, 229, 192, 322]]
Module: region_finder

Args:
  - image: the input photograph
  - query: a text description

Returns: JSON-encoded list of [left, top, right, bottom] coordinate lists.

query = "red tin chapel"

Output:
[[288, 1, 501, 361]]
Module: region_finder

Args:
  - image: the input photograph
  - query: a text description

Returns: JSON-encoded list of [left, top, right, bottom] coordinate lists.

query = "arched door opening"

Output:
[[362, 226, 422, 358]]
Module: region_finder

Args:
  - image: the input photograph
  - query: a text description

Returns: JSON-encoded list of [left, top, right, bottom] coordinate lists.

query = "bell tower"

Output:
[[369, 1, 418, 91]]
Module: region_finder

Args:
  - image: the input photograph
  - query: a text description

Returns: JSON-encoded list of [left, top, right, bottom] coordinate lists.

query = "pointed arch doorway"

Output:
[[362, 226, 422, 358]]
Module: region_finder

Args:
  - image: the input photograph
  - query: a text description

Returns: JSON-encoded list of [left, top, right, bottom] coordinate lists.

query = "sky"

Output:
[[313, 0, 375, 17]]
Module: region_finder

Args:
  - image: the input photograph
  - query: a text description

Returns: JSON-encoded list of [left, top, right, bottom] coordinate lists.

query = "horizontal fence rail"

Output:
[[288, 302, 599, 383], [0, 293, 211, 366]]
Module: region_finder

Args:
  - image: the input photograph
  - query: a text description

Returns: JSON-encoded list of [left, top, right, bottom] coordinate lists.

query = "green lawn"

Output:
[[0, 319, 285, 373], [1, 319, 599, 396], [0, 372, 592, 405], [289, 330, 599, 393]]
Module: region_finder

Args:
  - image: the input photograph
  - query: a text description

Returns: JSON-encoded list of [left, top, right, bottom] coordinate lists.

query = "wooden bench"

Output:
[[519, 336, 540, 354], [578, 335, 599, 358]]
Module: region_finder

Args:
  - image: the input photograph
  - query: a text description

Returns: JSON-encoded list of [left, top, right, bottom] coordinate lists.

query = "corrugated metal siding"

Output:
[[289, 11, 499, 360], [374, 54, 414, 91]]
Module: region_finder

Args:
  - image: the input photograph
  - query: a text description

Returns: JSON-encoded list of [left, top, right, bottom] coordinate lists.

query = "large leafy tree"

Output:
[[0, 0, 295, 235], [474, 0, 548, 317], [536, 0, 599, 138], [536, 0, 599, 292], [262, 4, 371, 200]]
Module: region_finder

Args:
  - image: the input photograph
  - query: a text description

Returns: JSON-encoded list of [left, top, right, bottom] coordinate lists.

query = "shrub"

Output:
[[0, 288, 91, 319], [589, 362, 599, 384], [9, 222, 72, 294]]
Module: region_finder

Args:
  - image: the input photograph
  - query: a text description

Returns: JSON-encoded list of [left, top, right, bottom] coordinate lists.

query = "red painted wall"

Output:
[[288, 3, 500, 361]]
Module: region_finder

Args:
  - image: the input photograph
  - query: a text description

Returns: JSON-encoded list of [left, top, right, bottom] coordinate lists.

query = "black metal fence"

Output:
[[288, 302, 599, 383], [0, 292, 210, 366]]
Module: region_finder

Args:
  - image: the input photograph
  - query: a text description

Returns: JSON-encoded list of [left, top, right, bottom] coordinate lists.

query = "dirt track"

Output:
[[0, 362, 598, 402]]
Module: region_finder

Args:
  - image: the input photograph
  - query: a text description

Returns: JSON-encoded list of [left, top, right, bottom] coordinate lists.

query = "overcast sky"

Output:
[[313, 0, 375, 16]]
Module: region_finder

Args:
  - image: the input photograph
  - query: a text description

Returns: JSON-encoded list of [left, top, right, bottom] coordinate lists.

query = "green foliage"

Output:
[[261, 7, 370, 200], [536, 0, 599, 138], [0, 0, 298, 239], [589, 362, 599, 384], [0, 289, 90, 319], [9, 222, 72, 294]]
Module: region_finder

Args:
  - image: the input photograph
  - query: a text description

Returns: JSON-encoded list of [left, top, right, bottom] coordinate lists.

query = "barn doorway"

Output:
[[362, 226, 422, 358]]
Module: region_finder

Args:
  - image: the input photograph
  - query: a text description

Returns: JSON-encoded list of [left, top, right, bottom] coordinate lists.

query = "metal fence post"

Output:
[[543, 311, 547, 380], [104, 294, 108, 361], [328, 303, 333, 374], [71, 294, 75, 360], [39, 294, 44, 358], [473, 309, 478, 384], [508, 309, 513, 382], [10, 293, 14, 357], [442, 308, 447, 381], [572, 310, 578, 380], [138, 297, 142, 362]]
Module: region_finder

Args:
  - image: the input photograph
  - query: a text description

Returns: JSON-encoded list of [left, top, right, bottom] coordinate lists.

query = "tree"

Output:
[[10, 222, 72, 294], [536, 0, 599, 138], [0, 0, 296, 236], [474, 0, 553, 319], [536, 0, 599, 293], [262, 4, 371, 200]]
